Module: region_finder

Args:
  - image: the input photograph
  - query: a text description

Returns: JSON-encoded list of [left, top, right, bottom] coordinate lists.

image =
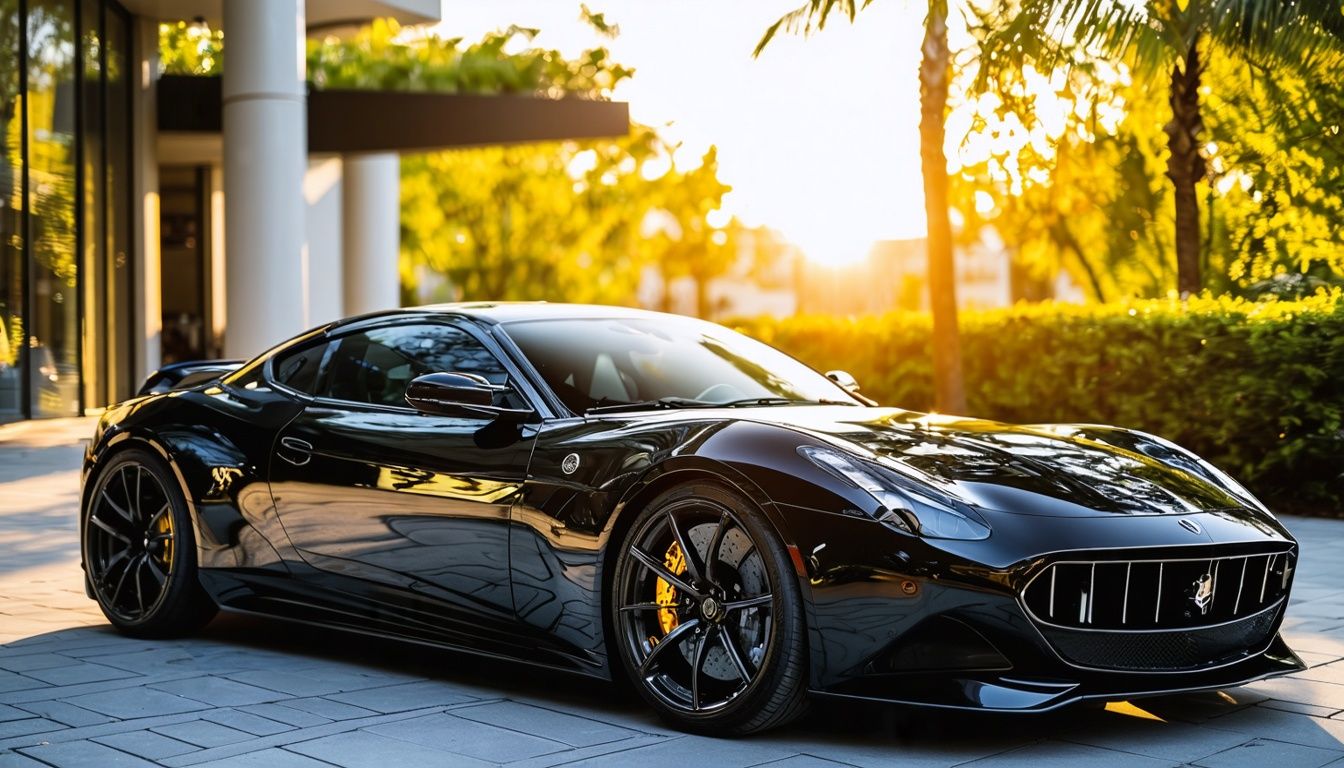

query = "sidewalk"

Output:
[[1, 418, 1342, 767]]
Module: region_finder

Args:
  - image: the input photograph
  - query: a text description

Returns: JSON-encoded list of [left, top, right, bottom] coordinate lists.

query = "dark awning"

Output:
[[158, 75, 630, 153]]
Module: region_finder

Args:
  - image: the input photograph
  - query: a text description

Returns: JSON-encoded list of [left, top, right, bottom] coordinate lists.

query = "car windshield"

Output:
[[503, 316, 861, 414]]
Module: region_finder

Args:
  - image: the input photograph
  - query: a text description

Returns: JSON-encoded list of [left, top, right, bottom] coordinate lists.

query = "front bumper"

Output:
[[789, 505, 1303, 712], [812, 634, 1302, 711]]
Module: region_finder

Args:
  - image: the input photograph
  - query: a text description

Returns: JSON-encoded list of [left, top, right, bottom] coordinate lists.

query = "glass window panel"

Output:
[[79, 0, 104, 409], [104, 4, 130, 403], [27, 0, 80, 417], [0, 0, 22, 419]]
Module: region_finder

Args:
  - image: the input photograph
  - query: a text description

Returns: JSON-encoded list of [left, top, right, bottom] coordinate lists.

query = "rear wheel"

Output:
[[611, 481, 808, 735], [83, 449, 216, 637]]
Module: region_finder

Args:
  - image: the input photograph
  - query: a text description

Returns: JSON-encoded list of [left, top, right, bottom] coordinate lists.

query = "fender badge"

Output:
[[1179, 518, 1202, 535], [561, 453, 580, 475]]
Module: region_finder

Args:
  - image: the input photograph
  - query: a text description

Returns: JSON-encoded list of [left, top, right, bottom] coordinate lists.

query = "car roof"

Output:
[[346, 302, 702, 327]]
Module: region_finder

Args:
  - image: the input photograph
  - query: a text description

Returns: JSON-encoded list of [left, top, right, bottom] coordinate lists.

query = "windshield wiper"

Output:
[[587, 396, 862, 414], [585, 397, 716, 414], [720, 397, 861, 407]]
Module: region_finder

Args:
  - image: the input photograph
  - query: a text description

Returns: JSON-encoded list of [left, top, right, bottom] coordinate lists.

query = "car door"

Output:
[[267, 318, 536, 632]]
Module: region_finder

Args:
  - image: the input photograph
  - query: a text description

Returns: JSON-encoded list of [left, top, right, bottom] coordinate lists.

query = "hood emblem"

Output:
[[1178, 518, 1202, 535], [561, 453, 580, 475], [1191, 573, 1214, 615]]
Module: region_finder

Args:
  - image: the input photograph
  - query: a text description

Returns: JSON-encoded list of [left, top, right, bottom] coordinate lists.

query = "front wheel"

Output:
[[83, 449, 217, 637], [610, 481, 809, 735]]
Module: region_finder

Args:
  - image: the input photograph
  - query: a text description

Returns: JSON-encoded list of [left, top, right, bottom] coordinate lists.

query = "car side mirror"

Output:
[[405, 372, 535, 422], [825, 370, 861, 393]]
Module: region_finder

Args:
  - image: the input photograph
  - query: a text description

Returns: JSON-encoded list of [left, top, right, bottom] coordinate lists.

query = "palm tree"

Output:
[[976, 0, 1344, 296], [756, 0, 967, 414]]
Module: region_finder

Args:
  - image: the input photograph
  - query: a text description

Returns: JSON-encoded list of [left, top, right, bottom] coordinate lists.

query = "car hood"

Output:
[[752, 406, 1257, 518]]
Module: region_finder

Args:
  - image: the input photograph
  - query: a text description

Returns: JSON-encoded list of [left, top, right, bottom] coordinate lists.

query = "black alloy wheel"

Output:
[[612, 481, 808, 734], [83, 449, 216, 637]]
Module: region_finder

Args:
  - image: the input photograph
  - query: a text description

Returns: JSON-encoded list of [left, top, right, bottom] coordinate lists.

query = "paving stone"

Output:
[[153, 720, 254, 748], [751, 757, 861, 768], [224, 669, 361, 697], [64, 687, 210, 719], [275, 697, 377, 721], [0, 718, 66, 740], [0, 751, 48, 767], [18, 739, 161, 767], [193, 748, 335, 767], [22, 661, 138, 687], [1204, 706, 1344, 751], [92, 648, 201, 674], [201, 708, 295, 736], [0, 707, 28, 724], [452, 700, 642, 747], [1241, 676, 1344, 710], [286, 730, 495, 768], [1256, 699, 1343, 718], [15, 699, 115, 726], [150, 676, 286, 707], [1298, 662, 1344, 687], [1194, 738, 1344, 768], [1061, 715, 1253, 762], [236, 703, 333, 728], [0, 654, 74, 673], [325, 680, 477, 713], [93, 729, 200, 760], [554, 734, 800, 768], [0, 675, 44, 695], [365, 712, 568, 763], [958, 740, 1180, 767]]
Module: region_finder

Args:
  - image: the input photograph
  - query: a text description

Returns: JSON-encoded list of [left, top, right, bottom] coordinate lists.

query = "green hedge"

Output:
[[733, 292, 1344, 515]]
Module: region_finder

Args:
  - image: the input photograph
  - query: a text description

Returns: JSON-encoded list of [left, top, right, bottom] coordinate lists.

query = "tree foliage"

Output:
[[400, 126, 741, 313], [960, 0, 1344, 298]]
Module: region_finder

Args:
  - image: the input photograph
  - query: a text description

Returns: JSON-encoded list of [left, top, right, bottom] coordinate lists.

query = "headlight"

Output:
[[799, 445, 991, 540]]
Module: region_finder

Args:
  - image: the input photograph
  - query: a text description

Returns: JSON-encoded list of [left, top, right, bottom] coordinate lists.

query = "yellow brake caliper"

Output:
[[653, 541, 686, 639], [156, 511, 174, 572]]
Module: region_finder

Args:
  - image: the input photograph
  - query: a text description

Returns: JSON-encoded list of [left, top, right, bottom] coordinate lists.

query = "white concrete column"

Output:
[[222, 0, 308, 359], [131, 17, 161, 380], [304, 157, 344, 325], [208, 166, 226, 356], [341, 153, 401, 316]]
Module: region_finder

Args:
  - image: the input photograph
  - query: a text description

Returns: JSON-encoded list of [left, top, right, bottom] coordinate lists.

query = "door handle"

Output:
[[278, 436, 313, 466]]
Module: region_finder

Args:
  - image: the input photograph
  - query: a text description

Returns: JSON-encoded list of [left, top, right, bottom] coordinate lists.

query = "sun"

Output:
[[790, 225, 881, 269]]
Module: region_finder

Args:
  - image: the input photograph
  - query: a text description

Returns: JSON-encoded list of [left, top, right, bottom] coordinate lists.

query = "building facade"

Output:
[[2, 0, 136, 420], [1, 0, 627, 423]]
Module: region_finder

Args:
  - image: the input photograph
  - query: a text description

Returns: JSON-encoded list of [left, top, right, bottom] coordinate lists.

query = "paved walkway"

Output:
[[1, 418, 1343, 767]]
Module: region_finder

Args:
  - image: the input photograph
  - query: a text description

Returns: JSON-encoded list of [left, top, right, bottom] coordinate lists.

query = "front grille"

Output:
[[1040, 604, 1282, 671], [1022, 549, 1295, 631]]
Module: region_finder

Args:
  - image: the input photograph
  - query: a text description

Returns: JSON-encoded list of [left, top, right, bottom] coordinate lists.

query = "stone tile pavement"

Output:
[[1, 417, 1343, 767]]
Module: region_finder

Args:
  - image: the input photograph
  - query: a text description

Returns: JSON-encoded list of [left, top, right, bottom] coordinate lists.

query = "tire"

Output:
[[82, 448, 217, 638], [610, 481, 809, 735]]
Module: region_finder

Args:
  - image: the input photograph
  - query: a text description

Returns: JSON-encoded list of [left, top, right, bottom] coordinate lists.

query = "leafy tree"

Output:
[[755, 0, 968, 414], [159, 19, 224, 75], [950, 52, 1176, 300], [400, 127, 746, 314], [974, 0, 1344, 295]]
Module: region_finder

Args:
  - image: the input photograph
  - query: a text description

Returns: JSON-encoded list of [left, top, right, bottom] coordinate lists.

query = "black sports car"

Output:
[[81, 303, 1302, 734]]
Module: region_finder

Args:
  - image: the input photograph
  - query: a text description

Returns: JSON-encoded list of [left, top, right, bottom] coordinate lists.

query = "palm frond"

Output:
[[754, 0, 875, 57], [1209, 0, 1344, 72]]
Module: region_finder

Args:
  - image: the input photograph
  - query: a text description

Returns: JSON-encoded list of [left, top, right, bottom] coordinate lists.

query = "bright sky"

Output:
[[436, 0, 933, 266]]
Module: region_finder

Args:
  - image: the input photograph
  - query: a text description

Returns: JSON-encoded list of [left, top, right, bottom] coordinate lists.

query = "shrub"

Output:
[[733, 292, 1344, 515]]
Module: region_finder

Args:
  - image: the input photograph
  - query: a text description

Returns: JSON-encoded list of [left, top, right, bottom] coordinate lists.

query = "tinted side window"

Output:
[[321, 324, 513, 407], [273, 342, 330, 394]]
